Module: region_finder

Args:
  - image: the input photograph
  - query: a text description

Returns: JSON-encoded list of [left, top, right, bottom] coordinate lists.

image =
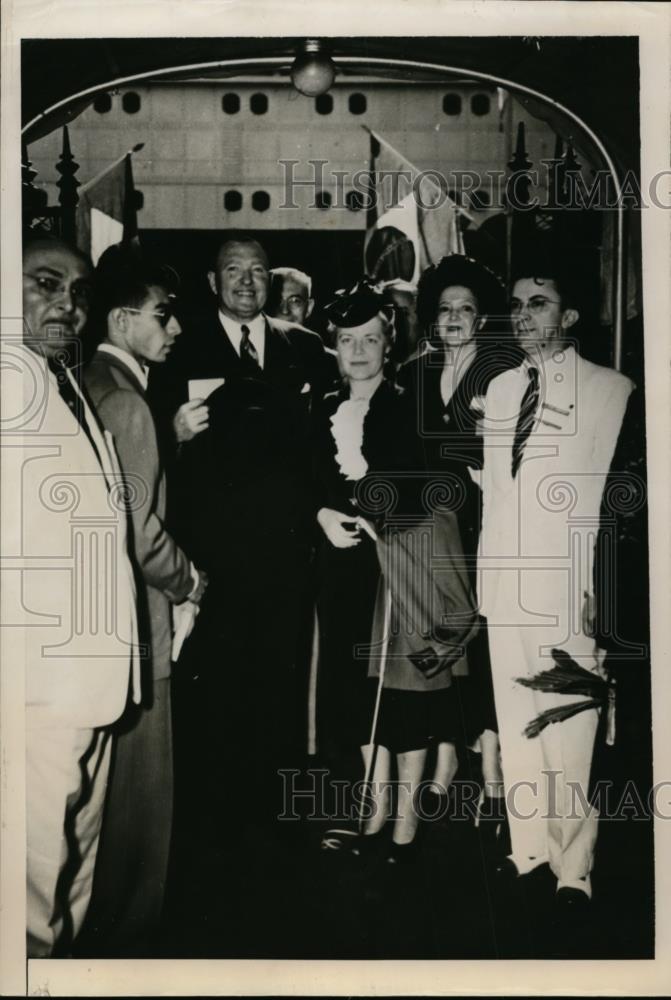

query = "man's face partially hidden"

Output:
[[208, 241, 270, 322], [22, 244, 91, 361], [274, 276, 314, 326]]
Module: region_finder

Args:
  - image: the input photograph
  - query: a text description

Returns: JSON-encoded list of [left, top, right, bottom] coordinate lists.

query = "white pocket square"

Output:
[[301, 382, 311, 394]]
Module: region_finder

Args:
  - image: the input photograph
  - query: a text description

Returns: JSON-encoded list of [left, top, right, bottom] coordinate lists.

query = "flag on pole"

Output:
[[76, 146, 142, 265], [364, 129, 465, 283]]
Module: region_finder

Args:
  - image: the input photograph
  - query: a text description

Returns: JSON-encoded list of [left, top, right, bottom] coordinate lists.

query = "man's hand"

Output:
[[189, 569, 209, 604], [317, 507, 362, 549], [174, 399, 209, 442]]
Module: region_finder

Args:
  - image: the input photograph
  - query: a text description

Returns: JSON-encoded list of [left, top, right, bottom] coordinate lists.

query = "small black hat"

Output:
[[324, 277, 395, 329]]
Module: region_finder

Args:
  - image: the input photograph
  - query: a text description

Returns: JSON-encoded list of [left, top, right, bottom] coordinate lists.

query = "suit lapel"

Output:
[[95, 349, 147, 397], [262, 316, 293, 376]]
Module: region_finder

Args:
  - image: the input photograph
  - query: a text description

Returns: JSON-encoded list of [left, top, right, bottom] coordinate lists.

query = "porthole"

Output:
[[315, 94, 334, 115], [93, 93, 112, 114], [250, 93, 268, 115], [224, 190, 243, 212], [222, 93, 240, 114], [442, 94, 462, 116], [122, 92, 141, 114], [348, 93, 367, 115], [252, 190, 270, 212], [471, 93, 491, 116]]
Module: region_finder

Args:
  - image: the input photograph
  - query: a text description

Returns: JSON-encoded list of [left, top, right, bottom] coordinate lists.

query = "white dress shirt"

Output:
[[218, 311, 266, 369], [98, 342, 149, 390]]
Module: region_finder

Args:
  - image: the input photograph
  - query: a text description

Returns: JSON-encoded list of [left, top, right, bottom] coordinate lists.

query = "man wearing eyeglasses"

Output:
[[267, 266, 315, 327], [17, 236, 140, 957], [476, 267, 633, 919], [82, 252, 207, 955]]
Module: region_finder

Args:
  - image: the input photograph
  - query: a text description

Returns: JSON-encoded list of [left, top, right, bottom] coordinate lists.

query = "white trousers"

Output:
[[26, 723, 112, 957], [487, 609, 600, 887]]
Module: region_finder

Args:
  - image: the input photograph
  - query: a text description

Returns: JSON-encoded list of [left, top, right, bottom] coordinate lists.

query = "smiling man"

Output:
[[82, 250, 207, 955], [157, 233, 333, 843], [477, 265, 633, 918]]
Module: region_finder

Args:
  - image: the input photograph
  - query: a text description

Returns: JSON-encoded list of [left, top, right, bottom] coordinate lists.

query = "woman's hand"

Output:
[[408, 645, 452, 679], [317, 507, 362, 548]]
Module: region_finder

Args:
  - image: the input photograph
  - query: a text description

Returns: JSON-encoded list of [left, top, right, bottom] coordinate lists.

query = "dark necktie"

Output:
[[240, 323, 261, 373], [49, 358, 104, 469], [511, 366, 540, 478]]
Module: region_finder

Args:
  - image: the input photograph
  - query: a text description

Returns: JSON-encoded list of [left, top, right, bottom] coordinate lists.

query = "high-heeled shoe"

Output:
[[351, 827, 388, 858], [385, 837, 421, 866], [475, 794, 510, 863]]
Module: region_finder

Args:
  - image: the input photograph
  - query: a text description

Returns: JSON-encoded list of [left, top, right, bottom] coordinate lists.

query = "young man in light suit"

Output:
[[14, 236, 140, 956], [477, 268, 633, 910], [82, 252, 207, 954]]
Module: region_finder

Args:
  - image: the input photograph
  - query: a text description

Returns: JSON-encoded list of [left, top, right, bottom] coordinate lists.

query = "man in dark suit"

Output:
[[82, 253, 207, 954], [168, 236, 332, 838]]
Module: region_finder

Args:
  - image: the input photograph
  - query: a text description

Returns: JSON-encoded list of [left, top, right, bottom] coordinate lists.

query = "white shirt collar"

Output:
[[98, 343, 149, 390], [218, 311, 266, 368]]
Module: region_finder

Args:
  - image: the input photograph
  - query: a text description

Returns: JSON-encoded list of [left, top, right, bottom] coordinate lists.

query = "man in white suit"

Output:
[[477, 269, 633, 908], [14, 236, 139, 956]]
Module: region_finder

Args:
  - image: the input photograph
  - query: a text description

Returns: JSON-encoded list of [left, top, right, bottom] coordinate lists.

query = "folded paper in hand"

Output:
[[188, 378, 225, 401]]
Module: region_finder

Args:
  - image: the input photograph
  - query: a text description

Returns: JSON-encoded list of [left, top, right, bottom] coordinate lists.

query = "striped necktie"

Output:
[[511, 366, 540, 478], [49, 358, 104, 469], [240, 323, 261, 372]]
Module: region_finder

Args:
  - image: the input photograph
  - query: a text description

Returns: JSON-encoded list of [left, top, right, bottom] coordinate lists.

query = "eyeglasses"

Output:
[[510, 296, 561, 316], [122, 304, 177, 328], [23, 272, 92, 308], [280, 295, 308, 309]]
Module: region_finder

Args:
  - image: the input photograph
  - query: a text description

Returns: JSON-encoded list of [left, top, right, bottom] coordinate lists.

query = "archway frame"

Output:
[[22, 52, 626, 368]]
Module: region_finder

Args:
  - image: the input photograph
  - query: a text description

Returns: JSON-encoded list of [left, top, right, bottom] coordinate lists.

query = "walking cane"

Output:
[[357, 583, 392, 837]]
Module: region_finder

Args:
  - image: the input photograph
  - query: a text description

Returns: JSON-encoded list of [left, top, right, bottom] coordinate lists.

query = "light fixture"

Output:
[[290, 39, 336, 98]]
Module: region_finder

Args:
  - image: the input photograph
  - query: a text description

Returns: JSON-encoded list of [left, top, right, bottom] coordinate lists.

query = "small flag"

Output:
[[364, 129, 464, 283], [76, 147, 142, 265]]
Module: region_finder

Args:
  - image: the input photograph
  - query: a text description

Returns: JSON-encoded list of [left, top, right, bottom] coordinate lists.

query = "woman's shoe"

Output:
[[351, 827, 388, 858], [319, 827, 359, 854], [385, 837, 421, 866], [475, 795, 510, 863]]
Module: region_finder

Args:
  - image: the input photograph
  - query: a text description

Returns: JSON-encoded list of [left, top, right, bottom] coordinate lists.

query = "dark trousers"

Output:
[[75, 677, 173, 957], [182, 552, 309, 833]]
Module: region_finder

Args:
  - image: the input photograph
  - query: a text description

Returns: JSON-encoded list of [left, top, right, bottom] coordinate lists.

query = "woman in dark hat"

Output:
[[399, 254, 523, 847], [312, 279, 476, 859]]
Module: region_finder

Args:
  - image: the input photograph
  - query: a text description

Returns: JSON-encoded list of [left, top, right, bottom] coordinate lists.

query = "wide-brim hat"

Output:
[[416, 254, 506, 329], [324, 277, 395, 329]]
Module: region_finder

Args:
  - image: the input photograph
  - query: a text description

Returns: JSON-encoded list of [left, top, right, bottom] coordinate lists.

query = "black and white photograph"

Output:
[[1, 2, 670, 995]]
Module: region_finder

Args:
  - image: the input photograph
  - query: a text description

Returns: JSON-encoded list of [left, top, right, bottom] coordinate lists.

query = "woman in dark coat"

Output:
[[313, 279, 476, 857], [399, 255, 523, 830]]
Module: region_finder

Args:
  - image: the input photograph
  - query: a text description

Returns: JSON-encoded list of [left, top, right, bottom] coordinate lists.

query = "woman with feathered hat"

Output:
[[312, 278, 477, 860]]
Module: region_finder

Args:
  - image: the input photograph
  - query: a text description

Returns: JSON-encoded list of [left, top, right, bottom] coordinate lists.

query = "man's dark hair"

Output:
[[510, 255, 581, 312], [210, 233, 269, 272], [94, 243, 179, 317]]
